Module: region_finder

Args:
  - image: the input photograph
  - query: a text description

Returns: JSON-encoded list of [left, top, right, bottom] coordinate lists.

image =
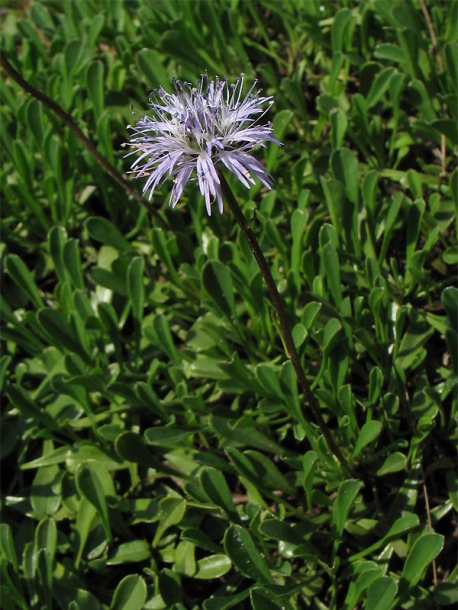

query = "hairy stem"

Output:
[[219, 171, 350, 472], [0, 54, 168, 229]]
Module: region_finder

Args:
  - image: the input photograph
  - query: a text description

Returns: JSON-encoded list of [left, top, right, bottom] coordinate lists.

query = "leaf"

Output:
[[107, 541, 151, 566], [0, 524, 19, 573], [115, 431, 162, 469], [36, 548, 53, 609], [75, 497, 97, 568], [194, 554, 232, 579], [87, 60, 104, 122], [374, 43, 405, 63], [127, 256, 144, 324], [85, 217, 132, 251], [433, 581, 458, 606], [331, 7, 353, 53], [76, 462, 112, 542], [135, 49, 171, 89], [30, 462, 62, 518], [66, 445, 124, 472], [376, 452, 407, 475], [200, 467, 240, 523], [90, 266, 128, 296], [158, 568, 183, 605], [144, 313, 180, 365], [399, 533, 444, 591], [202, 260, 236, 321], [37, 308, 90, 362], [203, 589, 250, 610], [322, 241, 342, 306], [35, 518, 57, 565], [209, 411, 286, 455], [224, 524, 274, 584], [5, 254, 44, 309], [153, 497, 187, 547], [244, 450, 296, 495], [251, 587, 290, 610], [352, 421, 382, 459], [145, 424, 201, 447], [63, 238, 84, 290], [330, 148, 359, 205], [7, 385, 62, 433], [332, 479, 363, 539], [366, 67, 396, 108], [442, 287, 458, 333], [366, 576, 397, 610]]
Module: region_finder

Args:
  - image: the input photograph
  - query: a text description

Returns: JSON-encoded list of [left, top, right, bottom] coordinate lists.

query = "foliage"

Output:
[[1, 1, 457, 609]]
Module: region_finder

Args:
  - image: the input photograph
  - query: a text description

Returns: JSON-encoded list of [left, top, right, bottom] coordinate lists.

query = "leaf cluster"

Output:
[[0, 1, 457, 609]]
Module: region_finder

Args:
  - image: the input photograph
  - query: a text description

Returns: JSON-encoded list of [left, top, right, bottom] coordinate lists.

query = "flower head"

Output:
[[126, 74, 281, 215]]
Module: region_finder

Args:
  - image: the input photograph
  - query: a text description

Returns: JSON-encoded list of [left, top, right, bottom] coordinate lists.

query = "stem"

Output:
[[0, 54, 169, 230], [219, 171, 350, 472]]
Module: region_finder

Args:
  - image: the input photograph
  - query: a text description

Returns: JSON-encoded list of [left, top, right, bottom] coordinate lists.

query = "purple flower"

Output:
[[125, 74, 281, 215]]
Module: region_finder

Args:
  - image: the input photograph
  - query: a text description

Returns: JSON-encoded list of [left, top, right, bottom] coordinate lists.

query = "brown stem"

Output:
[[419, 0, 447, 178], [0, 53, 169, 230], [219, 171, 350, 472]]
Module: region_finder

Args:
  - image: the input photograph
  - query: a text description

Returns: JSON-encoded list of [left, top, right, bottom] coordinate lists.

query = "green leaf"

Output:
[[87, 60, 104, 122], [376, 452, 407, 475], [26, 98, 45, 146], [85, 217, 132, 251], [135, 49, 170, 89], [433, 581, 458, 606], [75, 497, 97, 568], [153, 496, 187, 547], [0, 524, 19, 573], [64, 38, 84, 80], [5, 254, 44, 309], [107, 541, 151, 566], [31, 462, 62, 518], [399, 533, 444, 591], [63, 238, 84, 290], [366, 576, 397, 610], [127, 256, 144, 323], [144, 313, 180, 365], [290, 208, 308, 271], [7, 385, 62, 433], [200, 467, 240, 522], [366, 67, 396, 108], [35, 517, 57, 565], [65, 444, 124, 472], [251, 587, 288, 610], [36, 548, 53, 609], [244, 450, 296, 495], [76, 462, 112, 542], [210, 412, 286, 455], [110, 576, 146, 610], [442, 287, 458, 333], [330, 148, 359, 205], [158, 568, 182, 605], [224, 524, 274, 584], [431, 119, 458, 146], [144, 425, 202, 447], [374, 43, 405, 63], [331, 8, 353, 53], [203, 590, 250, 610], [330, 108, 348, 150], [352, 421, 382, 459], [195, 554, 232, 579], [322, 241, 342, 306], [89, 266, 128, 296], [37, 308, 90, 362], [332, 479, 363, 539], [202, 260, 236, 321]]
